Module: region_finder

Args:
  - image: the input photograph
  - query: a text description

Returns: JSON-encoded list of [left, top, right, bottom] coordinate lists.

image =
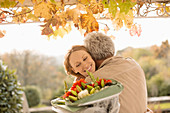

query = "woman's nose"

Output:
[[82, 63, 88, 72]]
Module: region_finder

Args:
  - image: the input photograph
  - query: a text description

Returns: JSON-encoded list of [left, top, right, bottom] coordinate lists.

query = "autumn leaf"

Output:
[[80, 14, 99, 33], [78, 21, 86, 35], [123, 10, 134, 29], [137, 24, 142, 37], [0, 30, 5, 38], [34, 1, 55, 20], [129, 24, 142, 37], [0, 0, 138, 38], [53, 12, 67, 28], [130, 0, 137, 2], [53, 28, 59, 37], [34, 2, 51, 19], [12, 7, 33, 23], [64, 22, 72, 33], [51, 18, 57, 26], [53, 27, 67, 38], [31, 0, 37, 4], [27, 13, 39, 21], [112, 17, 123, 31], [66, 8, 80, 24], [103, 25, 110, 34], [110, 35, 116, 40], [41, 27, 53, 35], [0, 12, 5, 23], [108, 0, 117, 18], [129, 24, 137, 36], [18, 0, 25, 4], [78, 0, 90, 5], [80, 14, 91, 29], [58, 28, 68, 38], [55, 2, 64, 11], [76, 3, 86, 12], [119, 0, 136, 14], [91, 19, 99, 32], [111, 10, 123, 30], [52, 22, 72, 38], [102, 0, 109, 8], [50, 0, 56, 3], [89, 0, 104, 14], [0, 0, 16, 8], [49, 2, 57, 14]]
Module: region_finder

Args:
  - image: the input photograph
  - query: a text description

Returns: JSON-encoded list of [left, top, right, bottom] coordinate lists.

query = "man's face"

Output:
[[69, 50, 96, 77]]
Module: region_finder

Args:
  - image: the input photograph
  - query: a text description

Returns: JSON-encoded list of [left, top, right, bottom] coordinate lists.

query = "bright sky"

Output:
[[0, 18, 170, 57]]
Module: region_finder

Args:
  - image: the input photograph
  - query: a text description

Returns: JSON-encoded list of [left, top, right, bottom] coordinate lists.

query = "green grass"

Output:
[[32, 104, 48, 108], [148, 102, 170, 110]]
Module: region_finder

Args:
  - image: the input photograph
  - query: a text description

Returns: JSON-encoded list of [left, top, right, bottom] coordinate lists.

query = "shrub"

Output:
[[0, 60, 23, 113], [147, 74, 164, 97], [24, 86, 41, 107], [159, 81, 170, 96], [51, 86, 64, 99]]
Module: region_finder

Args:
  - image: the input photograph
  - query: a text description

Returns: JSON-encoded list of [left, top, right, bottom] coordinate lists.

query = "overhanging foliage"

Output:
[[0, 0, 169, 38]]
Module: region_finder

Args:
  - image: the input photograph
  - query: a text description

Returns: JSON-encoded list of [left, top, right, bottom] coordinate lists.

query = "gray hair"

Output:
[[84, 32, 115, 60]]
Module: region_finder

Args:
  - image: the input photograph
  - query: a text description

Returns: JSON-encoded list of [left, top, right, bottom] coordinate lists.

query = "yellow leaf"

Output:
[[89, 0, 104, 14], [55, 2, 64, 11], [2, 30, 6, 34], [34, 1, 53, 20], [53, 12, 67, 27], [76, 3, 86, 12], [111, 10, 123, 31], [32, 0, 37, 4], [78, 0, 90, 5], [53, 29, 59, 37], [110, 35, 116, 40], [130, 0, 137, 2], [52, 36, 57, 40], [58, 27, 67, 38], [54, 27, 67, 38], [18, 0, 25, 4], [66, 8, 80, 24], [124, 10, 134, 29], [112, 18, 123, 31], [80, 14, 99, 32], [47, 33, 53, 39], [78, 21, 85, 35], [64, 23, 72, 33], [0, 30, 5, 38]]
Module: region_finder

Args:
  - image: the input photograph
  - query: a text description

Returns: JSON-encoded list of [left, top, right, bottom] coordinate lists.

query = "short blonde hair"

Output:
[[84, 32, 115, 60], [64, 45, 91, 78]]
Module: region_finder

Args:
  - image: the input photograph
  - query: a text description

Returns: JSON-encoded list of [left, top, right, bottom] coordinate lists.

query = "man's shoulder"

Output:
[[99, 56, 135, 68], [96, 56, 141, 75]]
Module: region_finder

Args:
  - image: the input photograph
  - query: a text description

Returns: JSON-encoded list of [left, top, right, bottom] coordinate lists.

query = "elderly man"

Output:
[[84, 32, 150, 113]]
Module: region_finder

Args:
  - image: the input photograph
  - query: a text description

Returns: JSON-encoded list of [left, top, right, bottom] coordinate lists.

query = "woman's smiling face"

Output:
[[69, 50, 96, 77]]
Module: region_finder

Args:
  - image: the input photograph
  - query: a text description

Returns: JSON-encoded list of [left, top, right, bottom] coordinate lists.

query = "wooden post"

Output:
[[22, 92, 30, 113]]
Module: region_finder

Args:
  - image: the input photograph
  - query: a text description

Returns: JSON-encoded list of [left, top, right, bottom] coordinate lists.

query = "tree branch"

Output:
[[12, 9, 34, 17]]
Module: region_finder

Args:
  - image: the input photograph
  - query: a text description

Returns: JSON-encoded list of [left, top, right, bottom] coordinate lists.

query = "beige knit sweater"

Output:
[[85, 56, 148, 113]]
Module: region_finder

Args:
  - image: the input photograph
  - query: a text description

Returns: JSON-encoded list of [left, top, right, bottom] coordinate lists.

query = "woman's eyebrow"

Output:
[[74, 60, 81, 66], [74, 54, 86, 66], [75, 61, 80, 65]]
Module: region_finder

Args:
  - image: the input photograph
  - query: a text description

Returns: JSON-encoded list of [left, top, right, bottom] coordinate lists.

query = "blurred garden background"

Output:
[[1, 38, 169, 113]]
